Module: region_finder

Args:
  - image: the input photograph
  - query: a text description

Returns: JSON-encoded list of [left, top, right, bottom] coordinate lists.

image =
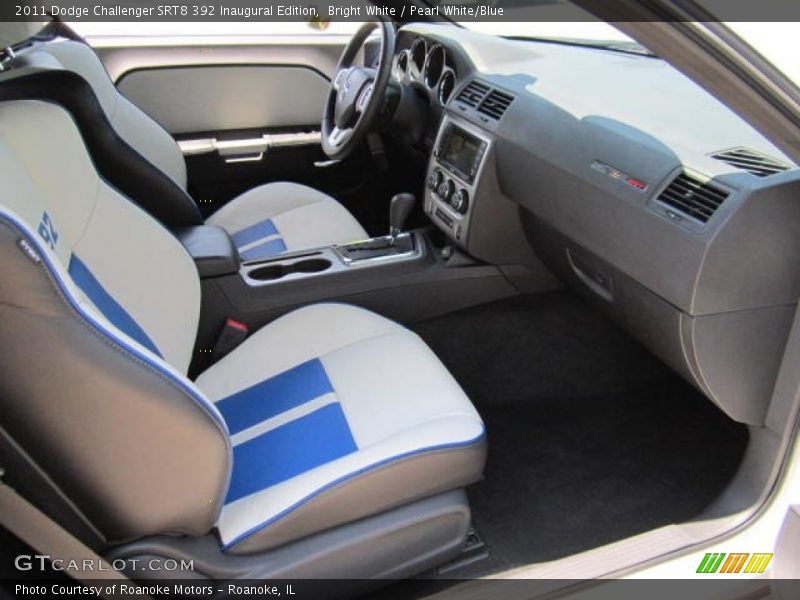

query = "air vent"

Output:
[[712, 147, 791, 177], [455, 80, 490, 108], [657, 172, 729, 223], [478, 89, 514, 120]]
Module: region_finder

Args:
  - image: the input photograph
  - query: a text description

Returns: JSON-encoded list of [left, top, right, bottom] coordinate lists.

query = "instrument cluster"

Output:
[[392, 37, 458, 107]]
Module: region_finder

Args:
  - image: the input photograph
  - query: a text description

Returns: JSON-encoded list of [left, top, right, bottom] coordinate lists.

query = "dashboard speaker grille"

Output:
[[657, 172, 729, 223], [478, 89, 514, 120], [456, 80, 490, 108], [711, 147, 791, 177]]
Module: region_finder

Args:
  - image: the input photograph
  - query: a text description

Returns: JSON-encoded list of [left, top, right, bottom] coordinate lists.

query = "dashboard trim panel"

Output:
[[425, 113, 493, 245]]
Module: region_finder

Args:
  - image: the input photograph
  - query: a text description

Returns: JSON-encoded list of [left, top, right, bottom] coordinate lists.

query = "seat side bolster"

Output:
[[0, 217, 231, 542], [27, 39, 188, 191], [222, 434, 487, 554], [0, 69, 201, 228]]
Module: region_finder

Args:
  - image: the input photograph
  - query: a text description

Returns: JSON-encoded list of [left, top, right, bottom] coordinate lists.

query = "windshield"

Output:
[[449, 0, 647, 54], [460, 21, 639, 47], [461, 20, 797, 86], [453, 2, 798, 85]]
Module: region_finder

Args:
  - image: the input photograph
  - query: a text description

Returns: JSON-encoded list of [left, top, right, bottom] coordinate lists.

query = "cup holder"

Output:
[[248, 258, 332, 281]]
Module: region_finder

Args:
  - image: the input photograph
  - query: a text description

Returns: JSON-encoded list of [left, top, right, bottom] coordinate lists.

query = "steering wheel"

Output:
[[321, 20, 395, 160]]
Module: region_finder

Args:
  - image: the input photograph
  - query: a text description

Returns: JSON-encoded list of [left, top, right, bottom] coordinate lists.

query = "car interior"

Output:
[[1, 12, 799, 596]]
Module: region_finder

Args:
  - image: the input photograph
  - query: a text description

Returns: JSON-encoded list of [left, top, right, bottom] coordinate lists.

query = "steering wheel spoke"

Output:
[[355, 82, 375, 113], [332, 67, 351, 92], [328, 126, 353, 147]]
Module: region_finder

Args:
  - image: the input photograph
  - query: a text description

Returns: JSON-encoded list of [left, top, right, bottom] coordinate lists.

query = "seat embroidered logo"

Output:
[[37, 211, 58, 250], [696, 552, 773, 574], [17, 239, 42, 264]]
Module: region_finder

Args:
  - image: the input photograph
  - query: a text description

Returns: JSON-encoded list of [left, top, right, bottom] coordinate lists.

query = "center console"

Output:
[[188, 140, 528, 378], [240, 232, 423, 286], [425, 114, 492, 245], [191, 225, 519, 376]]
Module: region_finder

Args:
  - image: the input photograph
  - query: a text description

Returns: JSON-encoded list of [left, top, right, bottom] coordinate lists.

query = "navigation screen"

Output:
[[441, 127, 481, 177]]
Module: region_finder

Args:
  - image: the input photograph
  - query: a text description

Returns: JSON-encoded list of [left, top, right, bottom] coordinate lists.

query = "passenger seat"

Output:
[[0, 98, 485, 569]]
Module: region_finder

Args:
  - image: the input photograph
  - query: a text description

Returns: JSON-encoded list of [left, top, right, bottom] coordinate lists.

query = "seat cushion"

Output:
[[196, 303, 486, 554], [206, 182, 368, 261]]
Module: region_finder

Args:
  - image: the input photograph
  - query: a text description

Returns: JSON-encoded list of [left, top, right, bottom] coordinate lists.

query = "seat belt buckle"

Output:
[[212, 318, 249, 361]]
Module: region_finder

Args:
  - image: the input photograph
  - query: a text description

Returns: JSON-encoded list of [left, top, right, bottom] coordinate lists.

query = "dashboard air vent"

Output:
[[657, 172, 729, 223], [478, 89, 514, 120], [455, 80, 490, 108], [711, 147, 791, 177]]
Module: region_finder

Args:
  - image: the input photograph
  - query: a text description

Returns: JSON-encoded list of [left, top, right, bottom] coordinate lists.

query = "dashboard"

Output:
[[388, 23, 800, 428]]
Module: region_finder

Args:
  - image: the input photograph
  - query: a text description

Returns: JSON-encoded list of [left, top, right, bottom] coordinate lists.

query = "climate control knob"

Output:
[[452, 189, 470, 214], [440, 178, 455, 203]]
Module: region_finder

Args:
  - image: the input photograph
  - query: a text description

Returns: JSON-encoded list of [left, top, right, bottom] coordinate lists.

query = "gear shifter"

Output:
[[389, 193, 415, 244], [336, 192, 417, 263]]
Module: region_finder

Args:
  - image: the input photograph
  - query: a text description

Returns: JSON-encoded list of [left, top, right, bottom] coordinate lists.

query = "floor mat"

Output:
[[413, 292, 749, 575]]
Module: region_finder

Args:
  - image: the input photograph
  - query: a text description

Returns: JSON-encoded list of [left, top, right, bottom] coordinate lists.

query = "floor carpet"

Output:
[[412, 292, 749, 575]]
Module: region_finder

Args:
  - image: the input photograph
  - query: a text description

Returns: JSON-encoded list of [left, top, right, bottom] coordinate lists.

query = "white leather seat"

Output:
[[206, 182, 367, 261], [198, 303, 484, 552], [2, 26, 367, 257], [0, 99, 485, 553]]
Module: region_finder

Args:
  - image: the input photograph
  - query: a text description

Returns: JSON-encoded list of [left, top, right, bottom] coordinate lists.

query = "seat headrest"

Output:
[[0, 21, 49, 48]]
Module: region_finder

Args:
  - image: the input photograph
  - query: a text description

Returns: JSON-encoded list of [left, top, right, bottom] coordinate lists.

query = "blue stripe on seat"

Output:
[[68, 255, 162, 358], [232, 218, 279, 247], [224, 402, 357, 504], [216, 358, 334, 435], [239, 238, 287, 261]]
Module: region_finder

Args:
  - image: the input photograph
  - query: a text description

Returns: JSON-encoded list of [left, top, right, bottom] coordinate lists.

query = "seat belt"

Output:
[[212, 317, 250, 362], [0, 474, 152, 600], [44, 20, 89, 45], [0, 20, 84, 73], [0, 31, 49, 72]]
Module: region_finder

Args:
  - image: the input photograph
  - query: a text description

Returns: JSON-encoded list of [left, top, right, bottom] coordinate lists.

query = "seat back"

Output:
[[0, 21, 202, 228], [0, 68, 203, 228], [0, 98, 230, 543], [6, 31, 189, 191]]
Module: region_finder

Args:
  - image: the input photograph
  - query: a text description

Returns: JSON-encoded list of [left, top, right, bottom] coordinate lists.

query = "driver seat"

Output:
[[0, 23, 368, 259]]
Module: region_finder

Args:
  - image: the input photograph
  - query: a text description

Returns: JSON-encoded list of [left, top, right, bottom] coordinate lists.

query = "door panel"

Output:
[[93, 38, 349, 83], [117, 65, 328, 134], [180, 125, 369, 220], [88, 37, 383, 232]]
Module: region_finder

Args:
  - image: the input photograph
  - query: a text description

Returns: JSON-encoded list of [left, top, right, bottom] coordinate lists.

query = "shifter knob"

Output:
[[389, 193, 415, 241]]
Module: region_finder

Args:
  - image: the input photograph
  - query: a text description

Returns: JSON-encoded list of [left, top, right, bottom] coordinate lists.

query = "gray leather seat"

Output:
[[0, 92, 486, 554], [0, 22, 368, 259]]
